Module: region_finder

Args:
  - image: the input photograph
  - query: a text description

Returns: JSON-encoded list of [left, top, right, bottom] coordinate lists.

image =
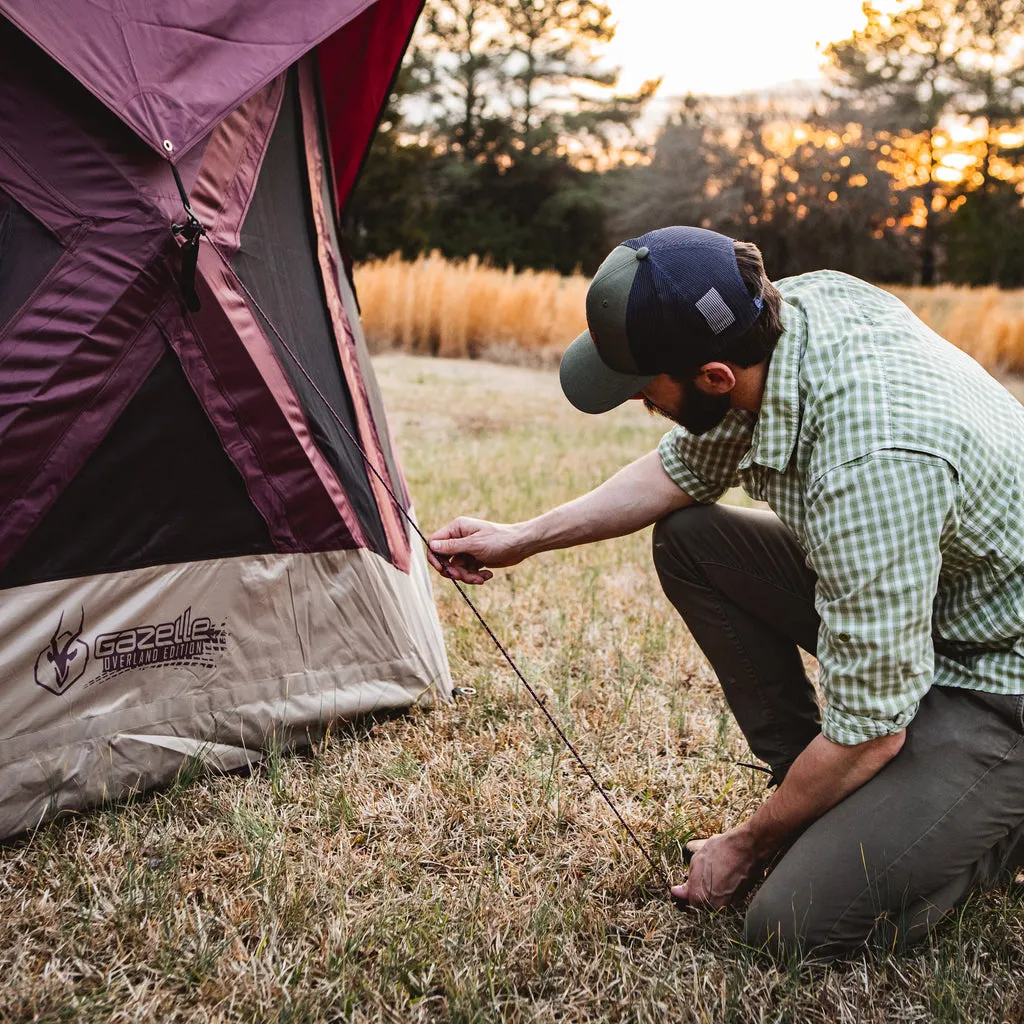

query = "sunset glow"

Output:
[[605, 0, 906, 97]]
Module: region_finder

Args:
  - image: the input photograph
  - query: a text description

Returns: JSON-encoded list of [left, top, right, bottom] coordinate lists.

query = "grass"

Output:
[[353, 253, 589, 367], [2, 355, 1023, 1022], [355, 252, 1024, 377]]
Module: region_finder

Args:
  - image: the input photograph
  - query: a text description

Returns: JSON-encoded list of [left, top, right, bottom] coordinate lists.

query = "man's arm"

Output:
[[428, 450, 693, 584], [676, 452, 956, 907], [672, 730, 905, 907]]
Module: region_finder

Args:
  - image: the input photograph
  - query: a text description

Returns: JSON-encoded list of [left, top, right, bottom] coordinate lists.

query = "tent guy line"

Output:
[[184, 199, 677, 896]]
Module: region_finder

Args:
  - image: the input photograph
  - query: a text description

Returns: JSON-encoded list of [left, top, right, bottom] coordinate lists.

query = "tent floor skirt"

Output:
[[0, 539, 451, 839]]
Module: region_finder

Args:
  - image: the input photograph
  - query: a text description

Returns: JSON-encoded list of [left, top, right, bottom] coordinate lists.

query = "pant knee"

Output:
[[743, 881, 847, 961], [651, 503, 720, 577], [743, 885, 808, 959]]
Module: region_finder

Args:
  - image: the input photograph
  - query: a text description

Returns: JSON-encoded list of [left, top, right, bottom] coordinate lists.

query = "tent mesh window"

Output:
[[233, 72, 390, 558], [310, 59, 407, 507], [0, 187, 64, 332], [0, 346, 277, 588]]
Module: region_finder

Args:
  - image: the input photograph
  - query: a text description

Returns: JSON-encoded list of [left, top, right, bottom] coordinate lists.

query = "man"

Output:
[[427, 226, 1024, 957]]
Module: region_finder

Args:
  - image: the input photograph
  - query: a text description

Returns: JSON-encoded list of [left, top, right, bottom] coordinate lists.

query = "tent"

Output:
[[0, 0, 451, 840]]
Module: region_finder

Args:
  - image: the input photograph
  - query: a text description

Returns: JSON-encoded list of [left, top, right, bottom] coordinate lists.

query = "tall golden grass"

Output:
[[354, 252, 588, 366], [355, 251, 1024, 376], [890, 284, 1024, 374]]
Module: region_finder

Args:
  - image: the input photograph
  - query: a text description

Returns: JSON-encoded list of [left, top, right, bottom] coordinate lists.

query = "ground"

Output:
[[1, 355, 1022, 1023]]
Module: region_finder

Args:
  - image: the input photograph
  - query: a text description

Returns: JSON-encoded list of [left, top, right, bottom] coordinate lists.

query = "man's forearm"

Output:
[[736, 730, 906, 862], [517, 450, 692, 556]]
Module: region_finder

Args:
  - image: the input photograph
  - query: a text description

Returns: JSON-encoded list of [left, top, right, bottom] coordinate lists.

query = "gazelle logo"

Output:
[[33, 605, 228, 694], [34, 608, 90, 696], [94, 606, 218, 674]]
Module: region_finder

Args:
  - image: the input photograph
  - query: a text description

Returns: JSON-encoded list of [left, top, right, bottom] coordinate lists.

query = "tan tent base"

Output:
[[0, 533, 450, 839]]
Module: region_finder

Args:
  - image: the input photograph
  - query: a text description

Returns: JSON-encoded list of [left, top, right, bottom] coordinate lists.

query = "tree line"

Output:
[[344, 0, 1024, 286]]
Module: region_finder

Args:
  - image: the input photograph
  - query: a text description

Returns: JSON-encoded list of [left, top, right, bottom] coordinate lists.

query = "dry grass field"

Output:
[[355, 252, 1024, 378], [2, 355, 1022, 1023]]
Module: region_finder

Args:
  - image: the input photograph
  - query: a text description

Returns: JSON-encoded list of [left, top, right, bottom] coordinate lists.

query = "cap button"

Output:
[[635, 246, 649, 260]]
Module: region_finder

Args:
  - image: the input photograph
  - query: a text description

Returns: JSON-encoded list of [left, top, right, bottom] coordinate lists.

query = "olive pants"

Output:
[[652, 503, 1024, 957]]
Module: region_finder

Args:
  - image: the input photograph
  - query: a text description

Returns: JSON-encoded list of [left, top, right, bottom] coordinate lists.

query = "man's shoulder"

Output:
[[775, 270, 907, 320], [775, 269, 865, 292], [779, 274, 1024, 478], [775, 269, 970, 386]]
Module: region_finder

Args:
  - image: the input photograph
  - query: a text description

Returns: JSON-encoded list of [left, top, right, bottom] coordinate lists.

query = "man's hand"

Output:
[[671, 729, 906, 910], [670, 830, 765, 909], [427, 518, 529, 584]]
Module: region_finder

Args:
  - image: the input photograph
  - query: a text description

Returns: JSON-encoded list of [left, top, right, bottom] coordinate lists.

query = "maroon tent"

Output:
[[0, 0, 450, 839]]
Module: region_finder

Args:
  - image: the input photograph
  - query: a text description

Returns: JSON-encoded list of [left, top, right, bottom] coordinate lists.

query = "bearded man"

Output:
[[428, 226, 1024, 957]]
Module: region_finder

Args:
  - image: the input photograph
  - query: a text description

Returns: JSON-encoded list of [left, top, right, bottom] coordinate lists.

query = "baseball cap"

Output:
[[559, 226, 764, 414]]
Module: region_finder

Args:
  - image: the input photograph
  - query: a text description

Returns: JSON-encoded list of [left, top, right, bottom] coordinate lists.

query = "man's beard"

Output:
[[642, 376, 731, 435]]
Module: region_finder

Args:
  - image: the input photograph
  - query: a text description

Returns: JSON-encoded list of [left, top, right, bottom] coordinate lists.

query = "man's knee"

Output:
[[743, 877, 847, 961], [744, 870, 890, 961], [651, 502, 721, 577], [743, 882, 809, 959]]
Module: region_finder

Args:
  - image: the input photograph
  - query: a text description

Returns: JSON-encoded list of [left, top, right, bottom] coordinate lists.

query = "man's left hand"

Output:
[[670, 827, 764, 909]]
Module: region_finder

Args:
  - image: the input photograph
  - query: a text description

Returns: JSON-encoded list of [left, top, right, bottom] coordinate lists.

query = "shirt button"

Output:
[[836, 632, 852, 642]]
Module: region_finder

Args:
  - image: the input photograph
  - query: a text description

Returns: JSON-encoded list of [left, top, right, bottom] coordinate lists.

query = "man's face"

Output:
[[639, 373, 732, 435]]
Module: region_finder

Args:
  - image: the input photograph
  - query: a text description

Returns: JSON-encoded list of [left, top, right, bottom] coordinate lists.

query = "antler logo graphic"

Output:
[[34, 608, 90, 695]]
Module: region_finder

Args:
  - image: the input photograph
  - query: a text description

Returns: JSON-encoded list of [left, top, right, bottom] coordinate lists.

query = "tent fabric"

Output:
[[296, 60, 412, 569], [0, 190, 64, 330], [0, 0, 378, 160], [181, 74, 376, 556], [317, 0, 425, 210], [231, 70, 391, 560], [0, 20, 199, 571], [0, 0, 426, 215], [0, 350, 277, 589], [0, 1, 451, 840], [0, 546, 449, 840]]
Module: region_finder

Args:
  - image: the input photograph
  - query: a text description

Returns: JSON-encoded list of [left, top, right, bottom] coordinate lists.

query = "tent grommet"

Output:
[[163, 139, 174, 153], [451, 686, 476, 698]]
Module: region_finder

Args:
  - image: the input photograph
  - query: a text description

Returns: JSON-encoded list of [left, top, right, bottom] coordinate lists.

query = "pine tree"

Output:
[[825, 0, 1024, 283]]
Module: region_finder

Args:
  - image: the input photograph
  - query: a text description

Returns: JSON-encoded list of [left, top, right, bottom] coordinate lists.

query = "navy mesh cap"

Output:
[[612, 226, 763, 375], [559, 226, 765, 414]]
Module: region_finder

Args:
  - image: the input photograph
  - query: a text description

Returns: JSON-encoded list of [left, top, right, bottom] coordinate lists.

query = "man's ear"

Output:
[[695, 361, 737, 395]]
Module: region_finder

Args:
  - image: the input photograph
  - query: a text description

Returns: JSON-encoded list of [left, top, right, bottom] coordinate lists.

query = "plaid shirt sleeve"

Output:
[[657, 410, 756, 504], [804, 451, 957, 746]]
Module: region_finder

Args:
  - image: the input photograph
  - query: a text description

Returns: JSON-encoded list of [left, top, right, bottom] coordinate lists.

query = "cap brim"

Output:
[[559, 330, 654, 414]]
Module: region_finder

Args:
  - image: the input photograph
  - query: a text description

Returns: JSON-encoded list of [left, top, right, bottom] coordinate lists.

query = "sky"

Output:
[[605, 0, 899, 97]]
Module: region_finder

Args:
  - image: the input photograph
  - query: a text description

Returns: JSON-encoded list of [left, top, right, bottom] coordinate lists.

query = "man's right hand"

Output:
[[427, 518, 529, 584]]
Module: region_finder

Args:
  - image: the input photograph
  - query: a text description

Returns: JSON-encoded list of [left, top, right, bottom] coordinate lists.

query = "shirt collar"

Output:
[[738, 299, 807, 473]]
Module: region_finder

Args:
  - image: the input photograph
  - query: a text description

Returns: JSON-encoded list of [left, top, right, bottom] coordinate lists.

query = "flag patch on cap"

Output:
[[695, 287, 736, 334]]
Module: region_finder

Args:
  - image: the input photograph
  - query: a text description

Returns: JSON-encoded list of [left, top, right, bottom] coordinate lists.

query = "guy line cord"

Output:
[[172, 164, 767, 898]]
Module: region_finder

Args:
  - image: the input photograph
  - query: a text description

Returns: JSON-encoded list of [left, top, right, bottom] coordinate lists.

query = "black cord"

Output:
[[199, 232, 676, 892]]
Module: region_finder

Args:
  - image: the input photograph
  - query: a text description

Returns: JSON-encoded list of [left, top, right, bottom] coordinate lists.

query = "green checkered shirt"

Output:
[[658, 270, 1024, 745]]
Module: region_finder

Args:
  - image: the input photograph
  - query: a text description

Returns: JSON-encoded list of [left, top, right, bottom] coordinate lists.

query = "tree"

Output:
[[608, 95, 728, 239], [343, 61, 439, 262], [940, 0, 1024, 183], [503, 0, 656, 161], [613, 89, 916, 281], [409, 0, 657, 165], [739, 119, 917, 281], [945, 179, 1024, 286], [824, 0, 1024, 283], [349, 0, 658, 273], [413, 0, 507, 160]]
